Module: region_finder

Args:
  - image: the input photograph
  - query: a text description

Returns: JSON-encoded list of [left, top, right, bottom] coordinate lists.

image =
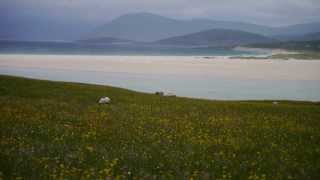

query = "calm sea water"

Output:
[[0, 41, 260, 56], [1, 67, 319, 101]]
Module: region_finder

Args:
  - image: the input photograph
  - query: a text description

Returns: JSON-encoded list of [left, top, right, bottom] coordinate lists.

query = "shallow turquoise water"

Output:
[[0, 41, 261, 56]]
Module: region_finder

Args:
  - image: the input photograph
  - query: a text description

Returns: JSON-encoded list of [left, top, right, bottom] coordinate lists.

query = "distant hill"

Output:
[[248, 40, 320, 51], [273, 32, 320, 42], [272, 22, 320, 37], [2, 12, 320, 42], [76, 37, 136, 45], [91, 13, 320, 42], [154, 29, 276, 47], [91, 13, 274, 42], [298, 32, 320, 41]]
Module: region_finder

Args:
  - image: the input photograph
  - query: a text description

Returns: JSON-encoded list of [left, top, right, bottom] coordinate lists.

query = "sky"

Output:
[[1, 0, 320, 27]]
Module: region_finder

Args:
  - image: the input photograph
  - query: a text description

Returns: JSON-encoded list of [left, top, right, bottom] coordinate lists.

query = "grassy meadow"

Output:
[[0, 75, 320, 179]]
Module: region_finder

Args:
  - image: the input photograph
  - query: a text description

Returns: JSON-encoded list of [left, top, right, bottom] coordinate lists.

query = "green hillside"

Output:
[[250, 40, 320, 51], [0, 75, 319, 179], [156, 29, 276, 47]]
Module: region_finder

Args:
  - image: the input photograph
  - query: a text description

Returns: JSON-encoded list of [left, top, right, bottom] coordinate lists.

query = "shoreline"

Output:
[[1, 74, 319, 103], [1, 54, 320, 81], [234, 46, 293, 55], [1, 54, 320, 101], [233, 46, 320, 60], [1, 44, 318, 60]]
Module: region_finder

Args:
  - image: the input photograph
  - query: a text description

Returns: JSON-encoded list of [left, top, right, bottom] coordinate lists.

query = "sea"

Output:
[[1, 40, 319, 101], [0, 40, 260, 56]]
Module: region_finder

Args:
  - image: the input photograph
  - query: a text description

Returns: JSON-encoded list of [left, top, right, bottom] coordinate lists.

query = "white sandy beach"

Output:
[[0, 54, 320, 81]]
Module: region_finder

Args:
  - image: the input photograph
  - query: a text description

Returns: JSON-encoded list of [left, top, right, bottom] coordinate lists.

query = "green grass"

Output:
[[232, 51, 320, 60], [243, 40, 320, 60], [0, 75, 320, 179], [248, 40, 320, 52], [269, 51, 320, 60]]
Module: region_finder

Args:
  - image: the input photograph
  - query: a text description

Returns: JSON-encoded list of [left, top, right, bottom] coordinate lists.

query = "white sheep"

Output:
[[99, 97, 111, 104]]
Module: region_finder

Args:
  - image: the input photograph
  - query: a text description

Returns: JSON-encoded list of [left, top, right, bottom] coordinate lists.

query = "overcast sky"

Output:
[[2, 0, 320, 27]]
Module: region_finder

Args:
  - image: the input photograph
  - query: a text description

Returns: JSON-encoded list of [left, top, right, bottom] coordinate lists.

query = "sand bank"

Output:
[[0, 54, 320, 81]]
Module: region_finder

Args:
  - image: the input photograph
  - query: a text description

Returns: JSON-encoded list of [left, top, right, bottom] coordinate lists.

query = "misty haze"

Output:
[[1, 0, 320, 179]]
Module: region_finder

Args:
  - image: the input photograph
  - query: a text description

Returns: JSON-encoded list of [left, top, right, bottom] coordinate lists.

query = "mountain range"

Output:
[[91, 13, 320, 42], [2, 12, 320, 47], [273, 32, 320, 42], [155, 29, 276, 47]]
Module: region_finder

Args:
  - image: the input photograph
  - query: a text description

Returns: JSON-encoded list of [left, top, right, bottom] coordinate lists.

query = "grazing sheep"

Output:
[[155, 91, 164, 96], [164, 92, 176, 97], [99, 97, 111, 104], [155, 91, 176, 97]]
